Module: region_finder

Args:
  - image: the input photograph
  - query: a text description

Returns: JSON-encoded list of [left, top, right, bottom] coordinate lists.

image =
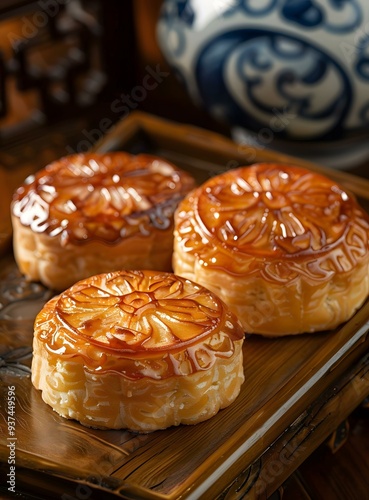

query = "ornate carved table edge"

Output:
[[215, 349, 369, 500]]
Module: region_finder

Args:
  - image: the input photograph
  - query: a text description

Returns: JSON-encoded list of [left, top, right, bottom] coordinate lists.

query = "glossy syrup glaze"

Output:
[[12, 153, 195, 244], [34, 270, 244, 379], [175, 164, 369, 282]]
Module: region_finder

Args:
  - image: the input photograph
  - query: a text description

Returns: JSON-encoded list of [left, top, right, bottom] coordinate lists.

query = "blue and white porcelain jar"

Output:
[[157, 0, 369, 166]]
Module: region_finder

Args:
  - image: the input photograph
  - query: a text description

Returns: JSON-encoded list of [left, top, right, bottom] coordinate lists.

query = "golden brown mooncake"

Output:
[[173, 163, 369, 336], [31, 270, 245, 433], [11, 152, 195, 291]]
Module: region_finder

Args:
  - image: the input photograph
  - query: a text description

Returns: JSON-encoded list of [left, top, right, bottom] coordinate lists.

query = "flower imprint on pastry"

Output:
[[176, 164, 369, 281], [12, 153, 195, 245], [36, 270, 243, 379]]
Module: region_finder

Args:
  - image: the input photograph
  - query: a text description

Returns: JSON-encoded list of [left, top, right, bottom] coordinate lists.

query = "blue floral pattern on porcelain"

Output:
[[157, 0, 369, 141]]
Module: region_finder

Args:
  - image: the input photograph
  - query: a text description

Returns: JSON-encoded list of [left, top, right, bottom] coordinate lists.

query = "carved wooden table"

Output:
[[1, 112, 369, 499]]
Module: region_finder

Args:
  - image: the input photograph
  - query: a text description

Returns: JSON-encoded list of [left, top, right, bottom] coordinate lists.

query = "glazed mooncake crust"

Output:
[[11, 152, 195, 290], [32, 270, 245, 432], [173, 163, 369, 335]]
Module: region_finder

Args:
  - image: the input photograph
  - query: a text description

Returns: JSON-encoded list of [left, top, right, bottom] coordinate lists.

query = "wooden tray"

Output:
[[1, 112, 369, 499]]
